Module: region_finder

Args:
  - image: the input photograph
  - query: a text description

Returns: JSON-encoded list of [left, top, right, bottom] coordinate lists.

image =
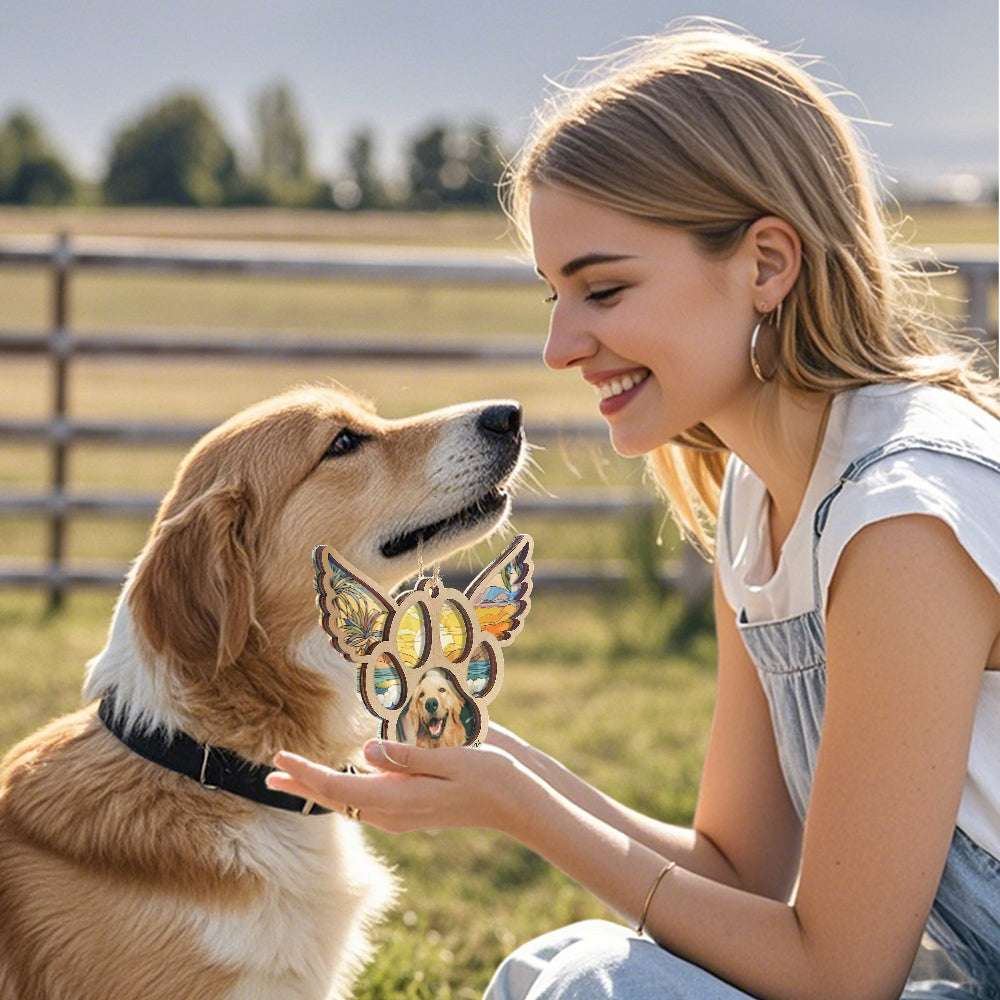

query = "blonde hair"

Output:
[[504, 22, 999, 553]]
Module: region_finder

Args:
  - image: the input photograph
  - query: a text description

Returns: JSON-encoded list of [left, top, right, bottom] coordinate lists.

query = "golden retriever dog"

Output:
[[0, 383, 525, 1000], [401, 668, 470, 748]]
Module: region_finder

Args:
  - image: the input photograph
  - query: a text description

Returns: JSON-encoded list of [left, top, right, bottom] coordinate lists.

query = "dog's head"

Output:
[[129, 383, 526, 675], [408, 668, 467, 746]]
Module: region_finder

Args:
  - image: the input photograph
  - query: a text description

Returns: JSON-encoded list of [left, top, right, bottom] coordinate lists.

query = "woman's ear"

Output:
[[746, 216, 801, 309]]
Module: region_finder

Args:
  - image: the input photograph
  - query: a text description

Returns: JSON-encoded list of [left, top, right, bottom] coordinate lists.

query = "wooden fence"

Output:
[[0, 233, 996, 608]]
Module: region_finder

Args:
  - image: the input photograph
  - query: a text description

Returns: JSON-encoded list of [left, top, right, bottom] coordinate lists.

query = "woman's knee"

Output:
[[483, 921, 630, 1000], [484, 920, 756, 1000]]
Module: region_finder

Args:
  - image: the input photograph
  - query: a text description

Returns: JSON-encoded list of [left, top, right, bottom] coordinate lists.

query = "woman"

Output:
[[269, 24, 1000, 999]]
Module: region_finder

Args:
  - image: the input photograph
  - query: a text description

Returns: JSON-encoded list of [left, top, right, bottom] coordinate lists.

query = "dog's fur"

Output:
[[0, 384, 524, 1000], [403, 668, 469, 749]]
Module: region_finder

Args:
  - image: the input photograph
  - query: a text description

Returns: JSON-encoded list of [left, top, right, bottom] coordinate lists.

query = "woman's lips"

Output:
[[590, 368, 651, 416]]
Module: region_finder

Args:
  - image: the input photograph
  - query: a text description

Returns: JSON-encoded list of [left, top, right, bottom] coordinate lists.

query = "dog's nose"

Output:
[[478, 403, 522, 440], [425, 698, 438, 714]]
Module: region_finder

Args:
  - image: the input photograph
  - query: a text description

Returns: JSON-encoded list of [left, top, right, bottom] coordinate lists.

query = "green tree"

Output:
[[0, 109, 76, 205], [249, 80, 329, 206], [407, 123, 449, 209], [405, 120, 505, 210], [254, 82, 308, 183], [461, 123, 506, 207], [333, 128, 386, 209], [102, 92, 239, 206]]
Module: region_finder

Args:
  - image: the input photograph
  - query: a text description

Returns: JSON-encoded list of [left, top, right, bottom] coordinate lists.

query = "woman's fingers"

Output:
[[267, 746, 447, 814], [267, 751, 350, 809], [484, 723, 530, 757]]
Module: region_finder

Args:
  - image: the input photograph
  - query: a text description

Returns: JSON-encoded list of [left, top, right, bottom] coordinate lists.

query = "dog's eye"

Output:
[[324, 428, 368, 459]]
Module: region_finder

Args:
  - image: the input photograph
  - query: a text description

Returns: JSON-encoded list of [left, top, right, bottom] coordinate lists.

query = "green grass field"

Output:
[[0, 203, 995, 996], [0, 582, 716, 999]]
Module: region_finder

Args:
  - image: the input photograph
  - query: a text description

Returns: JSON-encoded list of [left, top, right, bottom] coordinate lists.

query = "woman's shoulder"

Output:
[[721, 380, 999, 523], [717, 380, 1000, 597], [818, 382, 1000, 601], [827, 381, 1000, 541], [835, 381, 1000, 459]]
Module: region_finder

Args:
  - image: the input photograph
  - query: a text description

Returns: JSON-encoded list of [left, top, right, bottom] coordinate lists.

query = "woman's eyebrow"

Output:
[[536, 252, 637, 281]]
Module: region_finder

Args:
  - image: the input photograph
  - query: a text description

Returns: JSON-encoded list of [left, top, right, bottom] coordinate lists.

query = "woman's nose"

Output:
[[542, 304, 597, 371]]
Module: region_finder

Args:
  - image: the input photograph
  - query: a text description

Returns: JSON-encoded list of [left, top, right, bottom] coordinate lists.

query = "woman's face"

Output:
[[529, 184, 761, 457]]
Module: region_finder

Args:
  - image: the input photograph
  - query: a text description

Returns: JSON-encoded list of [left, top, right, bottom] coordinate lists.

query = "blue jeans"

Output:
[[483, 920, 983, 999]]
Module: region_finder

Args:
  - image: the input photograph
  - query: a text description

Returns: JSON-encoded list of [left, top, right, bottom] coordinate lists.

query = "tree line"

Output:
[[0, 81, 509, 211]]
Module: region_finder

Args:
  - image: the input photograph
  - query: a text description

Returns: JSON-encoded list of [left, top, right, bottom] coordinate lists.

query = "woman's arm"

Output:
[[485, 568, 803, 900], [270, 515, 999, 1000], [693, 569, 803, 900], [631, 515, 998, 999], [483, 722, 720, 880]]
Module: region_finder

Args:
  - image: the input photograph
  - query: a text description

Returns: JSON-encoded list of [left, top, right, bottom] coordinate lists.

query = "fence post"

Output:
[[47, 232, 72, 611], [966, 263, 999, 368]]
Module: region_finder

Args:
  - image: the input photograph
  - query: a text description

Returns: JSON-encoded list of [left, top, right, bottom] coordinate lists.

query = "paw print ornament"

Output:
[[313, 535, 533, 748]]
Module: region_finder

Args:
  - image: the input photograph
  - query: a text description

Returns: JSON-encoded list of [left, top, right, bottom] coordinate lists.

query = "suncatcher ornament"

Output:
[[313, 535, 533, 748]]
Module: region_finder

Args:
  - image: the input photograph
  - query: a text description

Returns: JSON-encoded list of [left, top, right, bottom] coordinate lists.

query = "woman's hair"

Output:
[[503, 21, 999, 553]]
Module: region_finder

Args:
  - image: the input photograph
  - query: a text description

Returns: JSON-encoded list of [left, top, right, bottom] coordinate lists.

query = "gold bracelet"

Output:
[[636, 860, 676, 935]]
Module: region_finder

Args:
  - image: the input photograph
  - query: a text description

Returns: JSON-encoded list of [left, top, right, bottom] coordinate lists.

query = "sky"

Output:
[[1, 0, 997, 197]]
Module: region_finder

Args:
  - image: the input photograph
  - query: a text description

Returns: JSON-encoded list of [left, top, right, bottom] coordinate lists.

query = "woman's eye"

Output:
[[323, 428, 368, 459], [586, 285, 627, 303], [542, 283, 627, 306]]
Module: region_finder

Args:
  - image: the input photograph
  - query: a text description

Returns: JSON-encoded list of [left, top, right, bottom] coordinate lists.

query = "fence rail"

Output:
[[1, 233, 996, 607]]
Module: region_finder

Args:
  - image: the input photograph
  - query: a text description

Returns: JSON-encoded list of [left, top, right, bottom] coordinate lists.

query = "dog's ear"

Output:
[[130, 484, 257, 671]]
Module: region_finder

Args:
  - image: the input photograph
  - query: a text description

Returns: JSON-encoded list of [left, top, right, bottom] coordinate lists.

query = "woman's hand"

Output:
[[267, 739, 519, 834]]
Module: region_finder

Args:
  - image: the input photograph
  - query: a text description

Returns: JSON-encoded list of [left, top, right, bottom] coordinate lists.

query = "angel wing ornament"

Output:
[[313, 535, 533, 747]]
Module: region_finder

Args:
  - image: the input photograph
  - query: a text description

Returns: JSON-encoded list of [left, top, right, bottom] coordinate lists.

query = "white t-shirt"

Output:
[[717, 382, 1000, 861]]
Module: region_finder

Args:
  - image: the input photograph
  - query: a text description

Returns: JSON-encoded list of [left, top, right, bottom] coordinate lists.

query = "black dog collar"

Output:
[[98, 691, 332, 816]]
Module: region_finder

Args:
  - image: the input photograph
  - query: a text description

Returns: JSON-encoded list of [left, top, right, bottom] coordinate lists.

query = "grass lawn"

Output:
[[0, 581, 717, 999]]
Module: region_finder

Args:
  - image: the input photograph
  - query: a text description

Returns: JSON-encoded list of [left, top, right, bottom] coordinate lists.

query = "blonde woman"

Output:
[[270, 24, 1000, 999]]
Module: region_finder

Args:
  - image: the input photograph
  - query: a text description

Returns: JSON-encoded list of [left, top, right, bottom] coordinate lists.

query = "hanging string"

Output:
[[416, 534, 441, 587]]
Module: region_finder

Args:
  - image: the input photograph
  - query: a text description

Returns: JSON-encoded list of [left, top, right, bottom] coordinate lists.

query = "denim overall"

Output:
[[485, 408, 1000, 1000], [737, 427, 1000, 998]]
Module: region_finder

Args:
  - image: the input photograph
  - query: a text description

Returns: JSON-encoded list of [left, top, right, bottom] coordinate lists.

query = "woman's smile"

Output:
[[586, 367, 652, 415]]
